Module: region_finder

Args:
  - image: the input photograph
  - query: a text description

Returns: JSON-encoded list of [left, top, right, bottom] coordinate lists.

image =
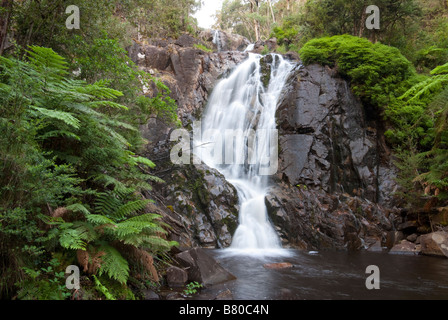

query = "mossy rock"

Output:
[[260, 54, 273, 88]]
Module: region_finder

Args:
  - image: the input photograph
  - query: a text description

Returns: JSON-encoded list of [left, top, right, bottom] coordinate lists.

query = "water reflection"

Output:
[[205, 250, 448, 300]]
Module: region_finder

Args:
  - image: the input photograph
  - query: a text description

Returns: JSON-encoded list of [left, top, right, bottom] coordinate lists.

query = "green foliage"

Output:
[[0, 45, 177, 298], [16, 258, 71, 300], [193, 44, 213, 53], [387, 62, 448, 199], [183, 281, 203, 296], [93, 275, 116, 300], [299, 35, 416, 108]]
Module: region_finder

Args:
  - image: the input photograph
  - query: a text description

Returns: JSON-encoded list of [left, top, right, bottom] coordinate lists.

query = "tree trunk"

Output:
[[248, 0, 260, 41], [0, 0, 13, 56], [268, 0, 276, 23]]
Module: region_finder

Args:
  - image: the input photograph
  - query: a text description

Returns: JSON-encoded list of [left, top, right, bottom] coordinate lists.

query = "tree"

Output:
[[0, 0, 13, 55]]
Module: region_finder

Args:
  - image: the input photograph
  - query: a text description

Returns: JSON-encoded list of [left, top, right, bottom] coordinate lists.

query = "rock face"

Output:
[[129, 33, 401, 252], [276, 64, 398, 205], [175, 248, 236, 286], [164, 164, 239, 248], [198, 29, 251, 52]]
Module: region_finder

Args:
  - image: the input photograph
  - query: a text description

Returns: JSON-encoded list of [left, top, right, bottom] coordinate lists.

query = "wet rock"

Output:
[[263, 262, 293, 270], [130, 37, 400, 253], [385, 231, 404, 249], [389, 240, 420, 255], [276, 63, 398, 205], [143, 289, 160, 300], [429, 207, 448, 226], [397, 221, 418, 232], [367, 240, 384, 253], [165, 164, 239, 248], [166, 266, 188, 288], [166, 292, 186, 300], [265, 182, 392, 251], [406, 233, 419, 242], [175, 248, 236, 287], [198, 29, 250, 52], [215, 288, 233, 300], [420, 231, 448, 258]]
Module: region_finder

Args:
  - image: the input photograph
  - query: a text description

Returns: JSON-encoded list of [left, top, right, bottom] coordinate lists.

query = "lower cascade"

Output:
[[194, 53, 296, 255]]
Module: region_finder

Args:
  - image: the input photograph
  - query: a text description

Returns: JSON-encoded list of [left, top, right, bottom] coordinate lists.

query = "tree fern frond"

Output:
[[26, 46, 68, 78], [66, 203, 91, 216], [36, 130, 81, 141], [59, 228, 87, 250], [92, 175, 128, 193], [122, 234, 175, 251], [128, 156, 156, 169], [113, 199, 152, 220], [98, 124, 130, 147], [97, 244, 129, 284], [88, 100, 128, 110], [86, 214, 116, 227], [29, 106, 81, 129], [431, 62, 448, 75]]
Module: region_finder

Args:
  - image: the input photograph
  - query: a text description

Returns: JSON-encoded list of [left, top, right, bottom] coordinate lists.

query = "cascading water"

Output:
[[194, 53, 295, 256], [212, 30, 224, 52]]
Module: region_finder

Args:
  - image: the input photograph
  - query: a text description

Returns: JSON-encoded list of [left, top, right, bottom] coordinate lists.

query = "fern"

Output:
[[59, 228, 87, 250], [66, 203, 91, 216], [93, 275, 116, 300], [113, 199, 152, 220], [26, 46, 68, 79], [29, 106, 81, 129], [97, 244, 129, 284]]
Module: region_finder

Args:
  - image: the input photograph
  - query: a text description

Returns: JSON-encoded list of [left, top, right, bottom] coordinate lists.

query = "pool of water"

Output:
[[199, 249, 448, 300]]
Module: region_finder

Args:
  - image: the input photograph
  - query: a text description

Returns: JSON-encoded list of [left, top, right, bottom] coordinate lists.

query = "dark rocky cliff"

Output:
[[128, 34, 401, 252]]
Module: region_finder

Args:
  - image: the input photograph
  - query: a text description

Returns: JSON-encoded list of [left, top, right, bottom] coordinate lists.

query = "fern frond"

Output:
[[92, 275, 116, 300], [92, 175, 128, 193], [97, 244, 129, 284], [59, 228, 87, 250], [113, 199, 152, 220], [29, 106, 81, 129], [431, 62, 448, 75], [86, 214, 116, 227], [88, 100, 128, 110], [98, 124, 130, 147], [26, 46, 68, 78], [66, 203, 91, 216], [36, 130, 81, 141], [121, 234, 174, 251], [128, 156, 156, 169]]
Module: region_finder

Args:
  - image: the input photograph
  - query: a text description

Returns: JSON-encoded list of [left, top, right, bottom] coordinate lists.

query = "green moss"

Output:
[[299, 35, 416, 109]]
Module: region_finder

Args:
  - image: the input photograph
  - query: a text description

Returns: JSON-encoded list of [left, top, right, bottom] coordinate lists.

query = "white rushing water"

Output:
[[212, 29, 224, 52], [194, 53, 295, 256]]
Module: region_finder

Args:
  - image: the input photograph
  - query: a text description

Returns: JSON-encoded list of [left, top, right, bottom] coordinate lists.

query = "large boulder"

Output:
[[389, 240, 420, 255], [166, 266, 188, 288], [420, 231, 448, 258], [265, 182, 394, 250], [276, 64, 398, 206], [175, 248, 236, 287]]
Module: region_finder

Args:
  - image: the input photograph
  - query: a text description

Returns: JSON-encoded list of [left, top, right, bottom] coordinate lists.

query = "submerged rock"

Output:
[[263, 262, 293, 270]]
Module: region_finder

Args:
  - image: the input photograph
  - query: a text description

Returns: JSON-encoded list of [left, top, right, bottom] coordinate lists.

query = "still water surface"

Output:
[[203, 249, 448, 300]]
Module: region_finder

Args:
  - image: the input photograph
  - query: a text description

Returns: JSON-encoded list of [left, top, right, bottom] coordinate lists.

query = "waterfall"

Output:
[[244, 43, 255, 52], [212, 30, 224, 52], [194, 53, 295, 256]]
